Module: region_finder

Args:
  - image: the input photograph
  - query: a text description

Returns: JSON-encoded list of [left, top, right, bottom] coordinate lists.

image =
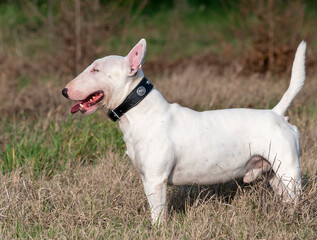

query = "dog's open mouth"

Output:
[[71, 90, 104, 114]]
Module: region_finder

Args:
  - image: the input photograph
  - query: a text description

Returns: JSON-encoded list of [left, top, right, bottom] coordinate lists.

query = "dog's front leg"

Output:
[[142, 176, 168, 224]]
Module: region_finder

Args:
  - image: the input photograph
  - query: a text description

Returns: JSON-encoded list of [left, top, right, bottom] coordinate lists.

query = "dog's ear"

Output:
[[125, 39, 146, 76]]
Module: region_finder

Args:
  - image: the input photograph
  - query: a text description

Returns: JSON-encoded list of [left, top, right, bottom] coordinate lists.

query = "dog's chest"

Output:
[[124, 137, 135, 160], [123, 133, 144, 174]]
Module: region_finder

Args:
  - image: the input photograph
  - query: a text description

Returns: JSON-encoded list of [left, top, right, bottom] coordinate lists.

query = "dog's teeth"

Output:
[[80, 104, 84, 108]]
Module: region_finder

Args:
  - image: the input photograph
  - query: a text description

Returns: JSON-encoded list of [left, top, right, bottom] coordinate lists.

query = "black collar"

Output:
[[107, 77, 153, 122]]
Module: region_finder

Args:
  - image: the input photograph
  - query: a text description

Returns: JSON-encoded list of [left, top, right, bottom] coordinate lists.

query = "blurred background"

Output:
[[0, 0, 316, 119]]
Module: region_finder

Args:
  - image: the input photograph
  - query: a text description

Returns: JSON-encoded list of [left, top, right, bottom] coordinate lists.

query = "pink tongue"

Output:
[[71, 102, 81, 114]]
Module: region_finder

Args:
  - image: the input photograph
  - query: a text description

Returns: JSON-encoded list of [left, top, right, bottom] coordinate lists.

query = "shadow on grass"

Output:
[[168, 178, 246, 214], [168, 175, 317, 221]]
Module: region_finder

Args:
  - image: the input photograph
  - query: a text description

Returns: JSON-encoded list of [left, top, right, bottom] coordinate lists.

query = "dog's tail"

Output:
[[272, 41, 306, 116]]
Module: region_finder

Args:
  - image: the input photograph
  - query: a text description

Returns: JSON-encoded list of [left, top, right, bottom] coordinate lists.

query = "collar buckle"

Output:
[[107, 109, 121, 122]]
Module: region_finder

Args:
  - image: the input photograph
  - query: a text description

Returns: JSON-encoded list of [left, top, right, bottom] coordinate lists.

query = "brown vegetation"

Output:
[[0, 148, 316, 239], [0, 0, 317, 238]]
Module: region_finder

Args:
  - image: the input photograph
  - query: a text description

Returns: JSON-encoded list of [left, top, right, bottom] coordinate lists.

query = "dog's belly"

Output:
[[168, 164, 245, 185], [168, 145, 248, 185]]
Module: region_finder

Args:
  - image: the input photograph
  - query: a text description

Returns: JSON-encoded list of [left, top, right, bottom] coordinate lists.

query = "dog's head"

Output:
[[62, 39, 147, 115]]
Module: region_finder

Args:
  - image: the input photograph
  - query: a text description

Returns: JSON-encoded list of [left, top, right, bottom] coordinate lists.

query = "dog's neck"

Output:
[[107, 77, 153, 122], [106, 68, 169, 135], [118, 87, 169, 136]]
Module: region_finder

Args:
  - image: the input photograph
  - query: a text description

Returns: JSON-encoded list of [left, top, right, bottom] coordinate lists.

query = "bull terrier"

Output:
[[62, 39, 306, 223]]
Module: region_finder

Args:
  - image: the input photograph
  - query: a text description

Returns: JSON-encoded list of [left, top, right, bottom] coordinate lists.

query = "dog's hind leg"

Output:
[[268, 151, 302, 201]]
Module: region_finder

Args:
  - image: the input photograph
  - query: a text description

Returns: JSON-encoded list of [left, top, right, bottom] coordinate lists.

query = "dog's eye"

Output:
[[91, 67, 99, 72]]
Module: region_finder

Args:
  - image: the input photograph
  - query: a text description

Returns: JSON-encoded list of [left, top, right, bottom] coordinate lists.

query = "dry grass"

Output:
[[0, 62, 317, 238], [0, 150, 316, 239], [2, 60, 316, 119]]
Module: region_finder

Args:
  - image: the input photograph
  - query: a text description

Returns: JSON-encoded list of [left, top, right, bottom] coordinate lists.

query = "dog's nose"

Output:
[[62, 88, 69, 99]]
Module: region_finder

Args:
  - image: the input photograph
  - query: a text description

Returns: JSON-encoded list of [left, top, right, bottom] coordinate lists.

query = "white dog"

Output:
[[62, 39, 306, 223]]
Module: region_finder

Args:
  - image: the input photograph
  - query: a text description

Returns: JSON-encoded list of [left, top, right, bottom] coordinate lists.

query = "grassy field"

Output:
[[0, 0, 317, 239]]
